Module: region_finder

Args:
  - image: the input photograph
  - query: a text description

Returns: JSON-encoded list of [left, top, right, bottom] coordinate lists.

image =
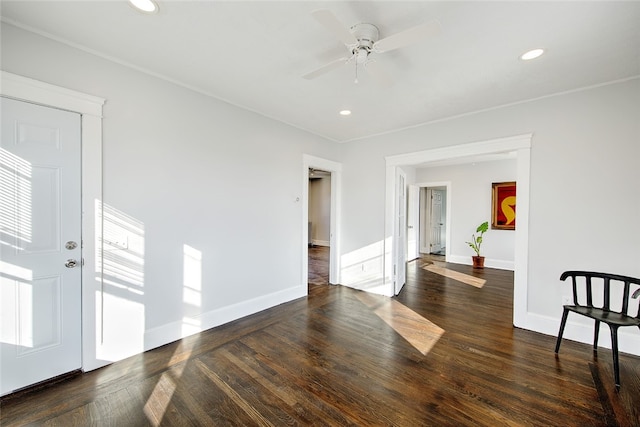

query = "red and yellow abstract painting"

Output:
[[492, 182, 516, 230]]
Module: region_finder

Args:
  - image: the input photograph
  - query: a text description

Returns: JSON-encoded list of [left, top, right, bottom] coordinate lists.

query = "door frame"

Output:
[[419, 183, 451, 257], [1, 71, 105, 372], [393, 168, 407, 294], [302, 155, 342, 287], [384, 134, 531, 329], [406, 184, 420, 262]]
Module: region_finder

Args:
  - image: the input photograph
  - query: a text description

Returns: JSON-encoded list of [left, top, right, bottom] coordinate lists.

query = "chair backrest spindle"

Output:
[[621, 281, 630, 315], [603, 277, 611, 311]]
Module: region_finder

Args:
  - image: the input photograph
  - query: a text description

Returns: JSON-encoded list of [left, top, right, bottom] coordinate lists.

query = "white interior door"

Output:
[[394, 169, 406, 294], [429, 189, 444, 253], [1, 97, 82, 395], [419, 188, 430, 253], [407, 185, 419, 261]]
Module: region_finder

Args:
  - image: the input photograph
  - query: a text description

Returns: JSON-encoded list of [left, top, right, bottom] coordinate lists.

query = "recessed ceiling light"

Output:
[[339, 110, 351, 116], [520, 48, 545, 61], [129, 0, 158, 13]]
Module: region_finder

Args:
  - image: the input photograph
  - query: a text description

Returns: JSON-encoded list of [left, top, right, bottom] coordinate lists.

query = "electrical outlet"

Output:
[[107, 234, 128, 250]]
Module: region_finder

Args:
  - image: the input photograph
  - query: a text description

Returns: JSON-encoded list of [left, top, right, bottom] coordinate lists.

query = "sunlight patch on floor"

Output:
[[422, 263, 486, 288], [356, 292, 444, 355], [143, 371, 179, 426], [144, 339, 196, 426]]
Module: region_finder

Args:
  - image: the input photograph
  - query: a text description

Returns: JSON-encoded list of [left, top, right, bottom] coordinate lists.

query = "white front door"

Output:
[[429, 189, 444, 253], [394, 169, 406, 294], [0, 97, 82, 395]]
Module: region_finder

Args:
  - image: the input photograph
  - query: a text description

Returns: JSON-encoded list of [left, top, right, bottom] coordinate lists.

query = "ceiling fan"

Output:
[[303, 9, 441, 86]]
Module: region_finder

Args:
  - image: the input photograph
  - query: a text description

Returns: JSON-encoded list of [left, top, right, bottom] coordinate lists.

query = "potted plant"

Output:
[[466, 221, 489, 268]]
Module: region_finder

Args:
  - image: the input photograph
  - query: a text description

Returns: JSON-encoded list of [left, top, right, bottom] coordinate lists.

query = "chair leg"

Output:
[[610, 326, 621, 389], [555, 308, 570, 353], [593, 319, 600, 353]]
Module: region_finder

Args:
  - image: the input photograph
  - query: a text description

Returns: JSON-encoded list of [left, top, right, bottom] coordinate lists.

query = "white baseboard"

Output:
[[311, 239, 330, 247], [143, 285, 307, 353], [485, 259, 514, 270], [518, 311, 640, 356], [447, 254, 514, 271]]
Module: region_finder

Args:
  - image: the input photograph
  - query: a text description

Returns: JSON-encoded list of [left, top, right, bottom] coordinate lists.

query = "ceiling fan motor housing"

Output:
[[350, 23, 379, 62]]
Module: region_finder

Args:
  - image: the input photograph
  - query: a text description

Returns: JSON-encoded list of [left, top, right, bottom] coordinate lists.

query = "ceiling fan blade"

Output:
[[373, 20, 441, 53], [303, 57, 349, 80], [311, 9, 358, 46], [364, 60, 393, 88]]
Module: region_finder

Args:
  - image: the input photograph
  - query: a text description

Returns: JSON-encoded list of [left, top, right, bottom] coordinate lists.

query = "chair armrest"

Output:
[[633, 288, 640, 299]]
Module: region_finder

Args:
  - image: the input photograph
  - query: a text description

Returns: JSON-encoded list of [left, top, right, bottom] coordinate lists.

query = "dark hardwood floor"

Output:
[[2, 256, 639, 426], [308, 245, 329, 287]]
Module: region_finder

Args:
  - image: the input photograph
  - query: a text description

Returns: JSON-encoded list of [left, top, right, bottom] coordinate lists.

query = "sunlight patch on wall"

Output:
[[356, 292, 444, 355], [341, 240, 386, 294], [95, 200, 146, 362], [182, 244, 202, 336]]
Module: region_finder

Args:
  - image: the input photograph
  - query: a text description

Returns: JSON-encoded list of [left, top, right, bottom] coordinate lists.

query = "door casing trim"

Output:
[[302, 155, 342, 287], [1, 70, 106, 371], [385, 133, 532, 328]]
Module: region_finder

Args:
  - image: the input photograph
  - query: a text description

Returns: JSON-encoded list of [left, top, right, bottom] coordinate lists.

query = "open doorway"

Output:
[[308, 168, 331, 287], [384, 134, 531, 330], [301, 154, 342, 291], [420, 186, 447, 256]]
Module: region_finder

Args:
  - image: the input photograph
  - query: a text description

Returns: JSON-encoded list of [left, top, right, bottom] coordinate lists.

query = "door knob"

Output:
[[65, 259, 78, 268], [65, 241, 78, 250]]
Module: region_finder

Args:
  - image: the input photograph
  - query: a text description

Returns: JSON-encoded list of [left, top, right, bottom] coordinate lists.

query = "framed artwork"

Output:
[[492, 181, 516, 230]]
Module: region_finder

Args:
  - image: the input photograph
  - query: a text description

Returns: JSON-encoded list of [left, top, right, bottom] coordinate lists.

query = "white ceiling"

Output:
[[2, 1, 639, 143]]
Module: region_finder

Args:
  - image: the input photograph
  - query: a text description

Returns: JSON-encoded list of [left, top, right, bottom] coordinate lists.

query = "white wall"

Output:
[[416, 159, 517, 269], [308, 176, 331, 246], [339, 78, 640, 354], [338, 145, 387, 293], [1, 24, 340, 368]]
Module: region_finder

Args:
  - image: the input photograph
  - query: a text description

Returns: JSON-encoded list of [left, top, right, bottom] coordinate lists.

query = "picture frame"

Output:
[[492, 181, 516, 230]]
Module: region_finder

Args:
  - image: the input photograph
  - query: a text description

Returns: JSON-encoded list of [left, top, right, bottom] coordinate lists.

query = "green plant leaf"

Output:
[[477, 221, 489, 233]]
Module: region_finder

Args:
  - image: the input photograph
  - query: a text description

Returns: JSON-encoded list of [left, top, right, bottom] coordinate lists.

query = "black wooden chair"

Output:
[[555, 271, 640, 389]]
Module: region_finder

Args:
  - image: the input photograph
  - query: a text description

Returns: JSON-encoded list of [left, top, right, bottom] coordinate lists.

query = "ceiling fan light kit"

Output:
[[350, 23, 379, 61]]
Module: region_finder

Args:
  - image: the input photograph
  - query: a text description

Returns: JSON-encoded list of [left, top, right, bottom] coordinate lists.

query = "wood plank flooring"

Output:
[[308, 245, 329, 286], [2, 255, 639, 426]]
